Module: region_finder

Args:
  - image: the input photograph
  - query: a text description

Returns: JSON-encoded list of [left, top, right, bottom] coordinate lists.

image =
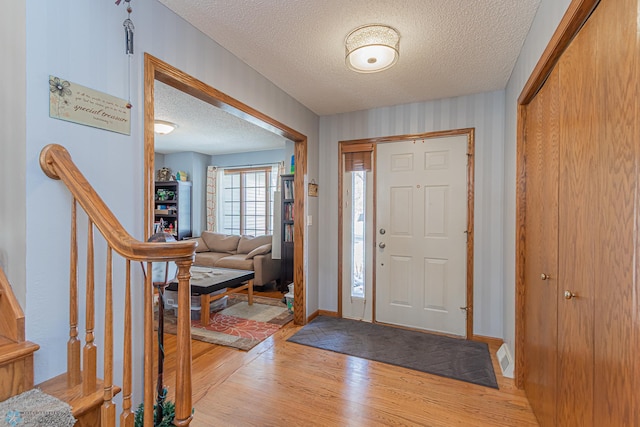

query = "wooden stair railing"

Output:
[[0, 266, 40, 402], [39, 144, 196, 427]]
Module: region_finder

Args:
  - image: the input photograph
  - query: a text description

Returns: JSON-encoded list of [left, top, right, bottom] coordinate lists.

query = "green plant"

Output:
[[134, 400, 175, 427]]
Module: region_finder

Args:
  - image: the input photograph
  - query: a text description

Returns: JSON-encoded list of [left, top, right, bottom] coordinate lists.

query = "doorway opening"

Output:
[[144, 54, 308, 324], [338, 129, 475, 338]]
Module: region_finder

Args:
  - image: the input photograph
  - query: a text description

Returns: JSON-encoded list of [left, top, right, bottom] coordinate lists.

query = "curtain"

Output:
[[271, 161, 286, 258], [206, 166, 218, 231], [277, 161, 286, 189]]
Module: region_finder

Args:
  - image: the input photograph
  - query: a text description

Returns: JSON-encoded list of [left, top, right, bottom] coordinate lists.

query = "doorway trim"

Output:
[[144, 53, 308, 325], [338, 128, 475, 338]]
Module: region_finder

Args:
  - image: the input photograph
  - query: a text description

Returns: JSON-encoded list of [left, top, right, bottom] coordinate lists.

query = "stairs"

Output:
[[0, 339, 39, 402], [0, 268, 39, 402], [38, 374, 121, 426], [0, 267, 121, 426]]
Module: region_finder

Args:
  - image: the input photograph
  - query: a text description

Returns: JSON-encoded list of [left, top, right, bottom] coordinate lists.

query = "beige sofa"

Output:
[[190, 231, 280, 287]]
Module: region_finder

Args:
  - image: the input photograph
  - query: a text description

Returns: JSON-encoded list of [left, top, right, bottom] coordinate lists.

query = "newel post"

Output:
[[173, 260, 193, 426]]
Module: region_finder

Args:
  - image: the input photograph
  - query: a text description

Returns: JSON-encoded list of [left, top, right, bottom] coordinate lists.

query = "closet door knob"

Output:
[[564, 290, 576, 300], [540, 273, 550, 280]]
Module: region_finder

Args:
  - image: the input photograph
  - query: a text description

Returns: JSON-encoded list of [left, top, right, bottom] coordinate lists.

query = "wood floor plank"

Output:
[[161, 323, 538, 426]]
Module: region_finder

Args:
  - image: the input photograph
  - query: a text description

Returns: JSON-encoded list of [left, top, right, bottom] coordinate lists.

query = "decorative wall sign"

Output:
[[308, 179, 318, 197], [49, 76, 131, 135]]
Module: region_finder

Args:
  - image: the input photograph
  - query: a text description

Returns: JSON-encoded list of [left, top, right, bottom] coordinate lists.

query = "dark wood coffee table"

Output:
[[167, 267, 254, 326]]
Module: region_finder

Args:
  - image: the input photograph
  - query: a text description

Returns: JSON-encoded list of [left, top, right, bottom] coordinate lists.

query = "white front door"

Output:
[[375, 135, 468, 336]]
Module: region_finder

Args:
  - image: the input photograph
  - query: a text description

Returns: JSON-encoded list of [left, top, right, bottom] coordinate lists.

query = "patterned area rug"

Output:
[[161, 294, 292, 351], [288, 316, 499, 389]]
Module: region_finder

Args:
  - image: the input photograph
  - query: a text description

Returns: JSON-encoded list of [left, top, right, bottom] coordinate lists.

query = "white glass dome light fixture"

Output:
[[345, 24, 400, 73], [154, 120, 177, 135]]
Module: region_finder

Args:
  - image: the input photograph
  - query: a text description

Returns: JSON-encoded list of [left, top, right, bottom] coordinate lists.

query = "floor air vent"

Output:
[[496, 343, 514, 378]]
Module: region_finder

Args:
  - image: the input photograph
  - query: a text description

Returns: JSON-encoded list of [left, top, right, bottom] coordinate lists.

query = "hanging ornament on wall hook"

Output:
[[123, 1, 134, 56], [116, 0, 134, 109]]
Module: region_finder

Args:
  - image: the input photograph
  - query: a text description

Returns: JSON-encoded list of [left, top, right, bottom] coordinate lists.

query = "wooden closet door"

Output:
[[593, 0, 639, 424], [523, 65, 559, 427], [556, 10, 598, 427]]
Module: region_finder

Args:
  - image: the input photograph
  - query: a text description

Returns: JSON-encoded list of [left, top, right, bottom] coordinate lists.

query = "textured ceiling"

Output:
[[154, 80, 286, 155], [157, 0, 541, 116]]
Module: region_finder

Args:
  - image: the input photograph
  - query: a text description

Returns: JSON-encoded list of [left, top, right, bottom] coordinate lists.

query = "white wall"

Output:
[[0, 1, 26, 308], [154, 152, 166, 168], [212, 148, 286, 167], [502, 0, 571, 356], [189, 152, 210, 237], [23, 0, 319, 401], [319, 90, 506, 338]]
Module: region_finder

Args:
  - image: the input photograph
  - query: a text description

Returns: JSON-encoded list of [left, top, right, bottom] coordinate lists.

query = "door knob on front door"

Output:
[[564, 290, 576, 300], [540, 273, 550, 280], [378, 242, 386, 249]]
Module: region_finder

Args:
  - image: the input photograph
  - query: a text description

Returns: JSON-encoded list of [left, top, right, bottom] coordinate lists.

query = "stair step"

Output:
[[38, 373, 121, 426], [0, 341, 39, 366], [0, 340, 39, 402]]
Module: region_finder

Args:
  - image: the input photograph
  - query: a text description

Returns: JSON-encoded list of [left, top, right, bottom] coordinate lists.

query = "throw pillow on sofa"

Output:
[[201, 231, 241, 254], [237, 234, 272, 254], [245, 243, 272, 260], [189, 236, 209, 253]]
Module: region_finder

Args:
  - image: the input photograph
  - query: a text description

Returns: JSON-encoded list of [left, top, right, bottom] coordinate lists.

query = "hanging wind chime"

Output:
[[116, 0, 134, 109]]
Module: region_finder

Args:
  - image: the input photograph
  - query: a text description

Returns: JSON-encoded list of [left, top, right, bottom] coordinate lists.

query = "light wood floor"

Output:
[[162, 319, 538, 426]]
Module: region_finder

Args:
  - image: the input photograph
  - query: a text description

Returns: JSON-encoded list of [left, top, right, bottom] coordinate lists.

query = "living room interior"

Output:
[[152, 78, 294, 301], [3, 0, 639, 425]]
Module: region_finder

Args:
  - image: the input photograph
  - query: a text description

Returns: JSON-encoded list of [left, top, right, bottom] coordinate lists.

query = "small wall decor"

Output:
[[49, 76, 131, 135], [308, 179, 318, 197], [115, 0, 134, 109]]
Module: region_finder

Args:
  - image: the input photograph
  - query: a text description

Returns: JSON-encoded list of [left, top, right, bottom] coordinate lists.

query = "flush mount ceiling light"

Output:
[[154, 120, 177, 135], [345, 24, 400, 73]]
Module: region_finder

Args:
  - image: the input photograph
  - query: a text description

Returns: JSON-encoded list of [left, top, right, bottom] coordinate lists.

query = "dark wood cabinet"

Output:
[[154, 181, 192, 240], [280, 174, 294, 290]]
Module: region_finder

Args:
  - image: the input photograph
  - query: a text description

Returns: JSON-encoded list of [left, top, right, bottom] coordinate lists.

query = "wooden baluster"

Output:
[[83, 220, 97, 396], [68, 198, 81, 386], [143, 262, 154, 427], [174, 260, 193, 427], [101, 247, 115, 425], [120, 260, 134, 426]]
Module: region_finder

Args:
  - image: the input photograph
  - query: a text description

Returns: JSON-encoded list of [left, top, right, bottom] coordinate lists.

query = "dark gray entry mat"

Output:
[[287, 316, 498, 389]]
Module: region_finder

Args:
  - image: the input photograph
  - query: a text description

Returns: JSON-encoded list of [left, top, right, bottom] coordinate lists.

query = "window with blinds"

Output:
[[221, 166, 277, 236], [342, 143, 373, 299]]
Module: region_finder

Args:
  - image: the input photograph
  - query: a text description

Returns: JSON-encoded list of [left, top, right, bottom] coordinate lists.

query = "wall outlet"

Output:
[[307, 215, 312, 226]]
